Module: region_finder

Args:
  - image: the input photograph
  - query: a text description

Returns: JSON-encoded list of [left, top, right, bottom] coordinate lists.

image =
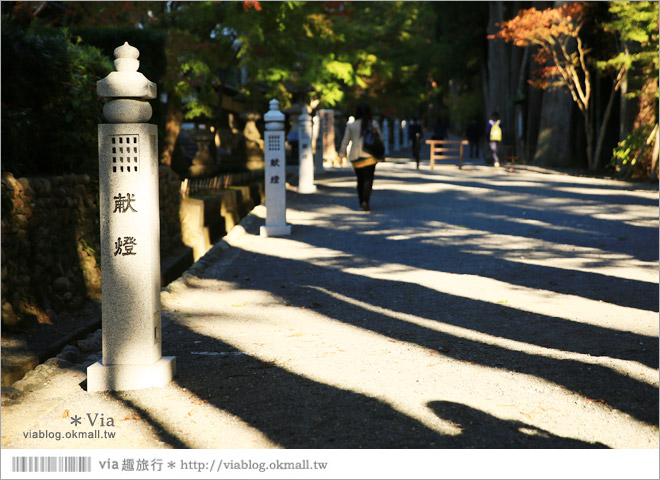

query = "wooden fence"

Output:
[[426, 140, 469, 169], [180, 170, 264, 198]]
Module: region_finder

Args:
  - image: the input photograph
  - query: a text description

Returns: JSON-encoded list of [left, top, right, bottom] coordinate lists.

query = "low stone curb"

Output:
[[1, 329, 102, 406]]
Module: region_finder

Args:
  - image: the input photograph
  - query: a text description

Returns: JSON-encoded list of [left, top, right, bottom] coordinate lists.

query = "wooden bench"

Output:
[[426, 139, 469, 169]]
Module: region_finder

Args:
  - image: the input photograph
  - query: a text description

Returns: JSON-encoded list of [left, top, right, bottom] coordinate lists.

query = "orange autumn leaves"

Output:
[[489, 2, 588, 90], [242, 1, 262, 12], [489, 2, 586, 46]]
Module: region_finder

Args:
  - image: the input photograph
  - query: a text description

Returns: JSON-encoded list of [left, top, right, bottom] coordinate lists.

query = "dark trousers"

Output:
[[411, 135, 421, 166], [469, 140, 479, 158], [355, 164, 376, 206]]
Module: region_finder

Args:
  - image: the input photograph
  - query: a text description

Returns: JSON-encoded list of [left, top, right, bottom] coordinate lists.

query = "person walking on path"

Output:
[[432, 117, 447, 141], [339, 103, 384, 213], [486, 111, 503, 167], [408, 118, 423, 169], [466, 117, 481, 159]]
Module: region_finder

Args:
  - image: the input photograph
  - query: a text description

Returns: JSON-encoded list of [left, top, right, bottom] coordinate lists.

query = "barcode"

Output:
[[12, 456, 91, 473]]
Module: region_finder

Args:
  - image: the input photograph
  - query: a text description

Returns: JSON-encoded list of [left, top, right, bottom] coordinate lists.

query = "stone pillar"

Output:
[[87, 42, 175, 392], [260, 100, 291, 237], [393, 118, 401, 151], [188, 125, 217, 178], [243, 113, 265, 170], [312, 114, 325, 174], [382, 119, 390, 156], [402, 120, 409, 148], [320, 109, 337, 163], [286, 106, 302, 166], [298, 109, 316, 194]]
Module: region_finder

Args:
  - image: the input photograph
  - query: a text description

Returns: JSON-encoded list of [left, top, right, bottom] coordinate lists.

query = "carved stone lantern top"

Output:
[[97, 42, 156, 100], [264, 99, 285, 131]]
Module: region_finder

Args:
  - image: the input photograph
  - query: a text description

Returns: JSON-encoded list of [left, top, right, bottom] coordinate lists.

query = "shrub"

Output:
[[1, 18, 112, 177], [611, 124, 658, 180]]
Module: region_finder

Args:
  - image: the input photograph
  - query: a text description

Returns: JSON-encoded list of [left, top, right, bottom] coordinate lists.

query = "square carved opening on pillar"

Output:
[[110, 135, 140, 174], [268, 135, 281, 152]]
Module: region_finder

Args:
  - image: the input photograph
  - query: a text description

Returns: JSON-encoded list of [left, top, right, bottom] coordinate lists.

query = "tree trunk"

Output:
[[535, 0, 590, 168], [592, 81, 618, 170], [485, 2, 510, 124], [514, 46, 530, 160], [650, 124, 659, 180], [583, 110, 594, 170], [591, 65, 626, 170], [618, 43, 637, 141], [525, 49, 544, 161], [534, 87, 576, 167], [486, 0, 534, 155]]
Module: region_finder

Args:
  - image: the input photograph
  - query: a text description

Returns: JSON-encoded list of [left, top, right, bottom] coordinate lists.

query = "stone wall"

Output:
[[180, 182, 265, 262], [1, 166, 187, 330], [2, 173, 101, 328], [1, 167, 266, 331]]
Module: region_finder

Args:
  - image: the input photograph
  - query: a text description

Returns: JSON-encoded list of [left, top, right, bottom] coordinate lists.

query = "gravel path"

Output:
[[2, 157, 658, 454]]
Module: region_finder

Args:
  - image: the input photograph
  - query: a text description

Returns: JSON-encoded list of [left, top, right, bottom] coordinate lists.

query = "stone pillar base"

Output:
[[86, 356, 176, 392], [260, 224, 292, 237], [297, 185, 317, 194]]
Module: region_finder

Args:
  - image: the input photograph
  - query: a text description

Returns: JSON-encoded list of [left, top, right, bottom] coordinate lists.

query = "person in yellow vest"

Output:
[[486, 111, 503, 167]]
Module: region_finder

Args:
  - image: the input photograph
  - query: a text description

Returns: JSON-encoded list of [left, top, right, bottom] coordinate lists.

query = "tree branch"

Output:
[[576, 34, 591, 111], [549, 46, 584, 111], [32, 2, 48, 17], [558, 38, 588, 110]]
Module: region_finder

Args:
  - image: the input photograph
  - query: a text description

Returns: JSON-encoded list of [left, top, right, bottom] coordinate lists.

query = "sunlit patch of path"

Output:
[[229, 219, 657, 338], [372, 220, 656, 284]]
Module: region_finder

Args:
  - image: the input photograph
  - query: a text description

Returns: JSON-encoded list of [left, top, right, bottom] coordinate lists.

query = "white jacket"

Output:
[[339, 118, 383, 161]]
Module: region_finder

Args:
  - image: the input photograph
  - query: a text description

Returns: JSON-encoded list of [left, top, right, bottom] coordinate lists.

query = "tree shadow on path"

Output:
[[426, 400, 607, 449], [164, 323, 606, 449], [202, 249, 658, 426]]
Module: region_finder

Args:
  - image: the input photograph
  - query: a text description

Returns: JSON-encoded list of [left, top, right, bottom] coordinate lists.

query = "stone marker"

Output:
[[320, 109, 337, 164], [312, 114, 325, 174], [382, 119, 390, 156], [297, 109, 317, 194], [260, 100, 291, 237], [87, 42, 176, 392], [402, 119, 409, 148], [393, 118, 401, 151]]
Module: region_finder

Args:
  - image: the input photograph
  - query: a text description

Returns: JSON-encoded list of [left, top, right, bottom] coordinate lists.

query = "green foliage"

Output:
[[602, 1, 659, 179], [42, 2, 246, 121], [233, 1, 464, 118], [10, 1, 490, 135], [1, 18, 112, 176], [605, 1, 659, 46], [599, 1, 659, 100], [2, 1, 492, 173], [611, 124, 657, 179]]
